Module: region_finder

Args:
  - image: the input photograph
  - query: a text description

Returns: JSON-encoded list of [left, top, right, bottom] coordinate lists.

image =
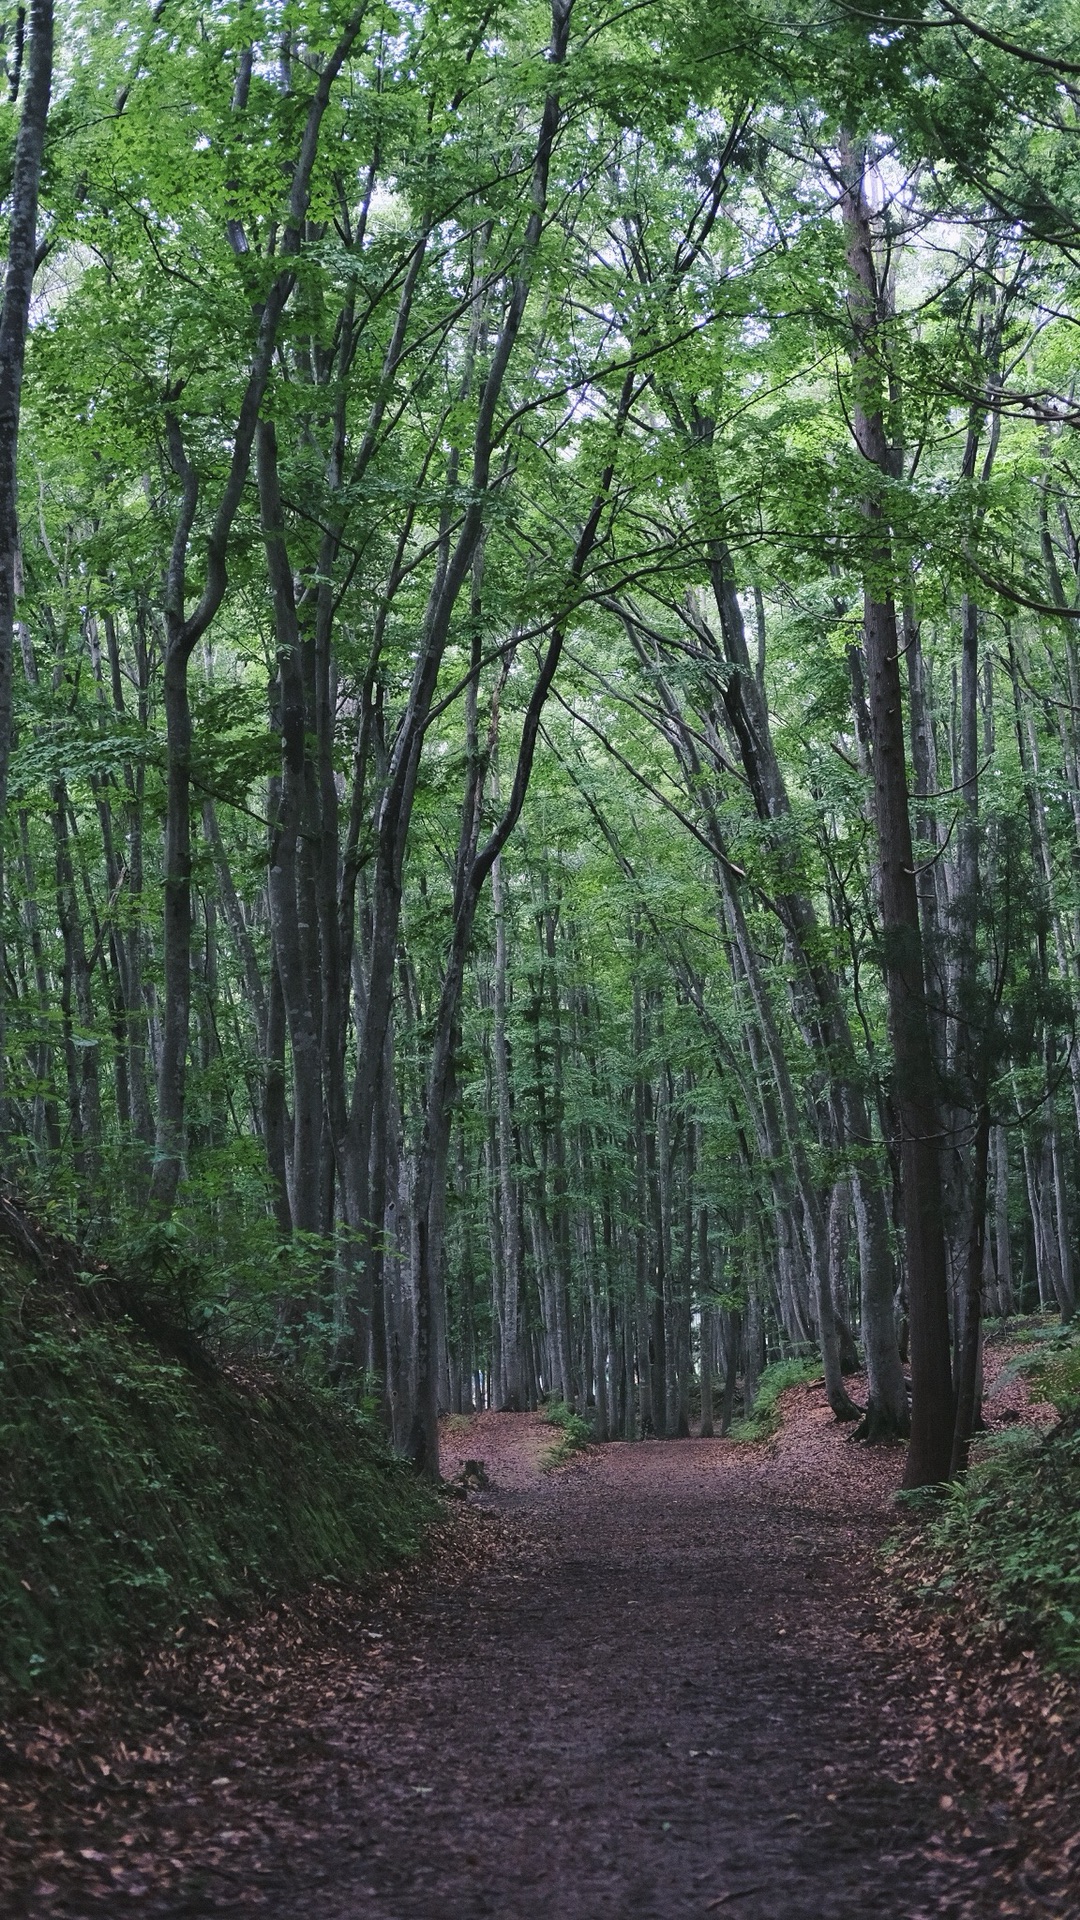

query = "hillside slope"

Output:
[[0, 1200, 433, 1700]]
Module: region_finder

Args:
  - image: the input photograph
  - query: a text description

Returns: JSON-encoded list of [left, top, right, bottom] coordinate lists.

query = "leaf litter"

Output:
[[0, 1375, 1076, 1918]]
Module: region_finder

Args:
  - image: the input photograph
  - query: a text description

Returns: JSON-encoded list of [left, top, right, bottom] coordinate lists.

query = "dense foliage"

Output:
[[0, 0, 1078, 1487]]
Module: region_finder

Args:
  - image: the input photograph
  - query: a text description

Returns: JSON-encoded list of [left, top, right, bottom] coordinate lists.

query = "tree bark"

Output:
[[992, 1125, 1013, 1315], [0, 0, 53, 1146], [492, 833, 523, 1408], [840, 141, 954, 1485], [951, 1103, 990, 1478]]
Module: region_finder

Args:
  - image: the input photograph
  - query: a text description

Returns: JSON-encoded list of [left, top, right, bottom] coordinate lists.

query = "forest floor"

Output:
[[2, 1361, 1079, 1919]]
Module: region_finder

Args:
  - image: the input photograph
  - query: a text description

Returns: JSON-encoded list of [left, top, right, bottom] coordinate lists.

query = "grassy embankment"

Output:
[[893, 1319, 1080, 1668], [730, 1356, 822, 1441], [0, 1202, 435, 1702]]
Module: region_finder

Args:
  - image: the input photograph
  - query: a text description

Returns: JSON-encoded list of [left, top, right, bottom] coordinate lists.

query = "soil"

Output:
[[2, 1374, 1078, 1920]]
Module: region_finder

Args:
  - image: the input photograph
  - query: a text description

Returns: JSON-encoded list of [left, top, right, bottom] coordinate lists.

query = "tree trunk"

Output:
[[0, 0, 53, 1146], [827, 1180, 860, 1374], [840, 141, 954, 1485], [257, 420, 327, 1238], [492, 840, 523, 1407], [951, 1103, 990, 1478], [743, 1292, 762, 1421], [992, 1125, 1013, 1316], [719, 1304, 740, 1436], [698, 1201, 714, 1438]]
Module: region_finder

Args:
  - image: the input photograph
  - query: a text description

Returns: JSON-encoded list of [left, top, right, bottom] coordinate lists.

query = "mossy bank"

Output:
[[0, 1202, 436, 1702]]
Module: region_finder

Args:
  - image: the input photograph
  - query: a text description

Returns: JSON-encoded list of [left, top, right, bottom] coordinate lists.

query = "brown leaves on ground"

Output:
[[0, 1508, 506, 1914], [874, 1596, 1080, 1919], [1, 1360, 1078, 1918], [864, 1341, 1079, 1918]]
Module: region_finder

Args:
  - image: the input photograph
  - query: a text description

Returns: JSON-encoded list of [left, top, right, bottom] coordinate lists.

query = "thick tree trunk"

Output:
[[841, 143, 954, 1485], [864, 594, 955, 1485], [903, 608, 950, 1076], [0, 0, 53, 1146], [827, 1182, 860, 1375]]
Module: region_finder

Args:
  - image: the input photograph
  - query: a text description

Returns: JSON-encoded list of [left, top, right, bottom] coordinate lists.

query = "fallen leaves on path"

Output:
[[1, 1371, 1078, 1919], [0, 1507, 506, 1915]]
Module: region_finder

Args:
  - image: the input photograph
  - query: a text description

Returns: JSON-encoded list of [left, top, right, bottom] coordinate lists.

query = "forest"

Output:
[[0, 0, 1074, 1474], [1, 0, 1080, 1911]]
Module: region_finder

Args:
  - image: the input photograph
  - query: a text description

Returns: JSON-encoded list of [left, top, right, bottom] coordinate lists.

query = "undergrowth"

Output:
[[0, 1216, 436, 1702], [890, 1322, 1080, 1668], [730, 1356, 822, 1441], [541, 1399, 592, 1468]]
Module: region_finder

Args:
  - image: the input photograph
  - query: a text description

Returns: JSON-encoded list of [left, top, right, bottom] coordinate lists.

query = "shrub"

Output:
[[541, 1399, 592, 1468], [893, 1421, 1080, 1667], [730, 1355, 822, 1441], [892, 1324, 1080, 1667]]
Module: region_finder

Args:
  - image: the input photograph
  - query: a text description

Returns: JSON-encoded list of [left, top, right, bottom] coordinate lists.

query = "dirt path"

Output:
[[9, 1379, 1070, 1920]]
